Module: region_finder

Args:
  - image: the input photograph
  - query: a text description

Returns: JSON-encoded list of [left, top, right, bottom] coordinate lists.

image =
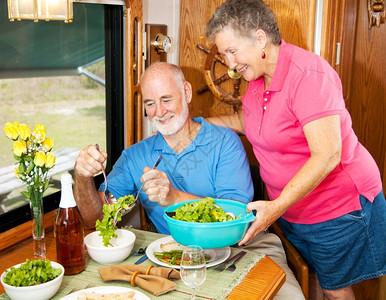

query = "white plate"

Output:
[[146, 235, 231, 269], [59, 286, 150, 300]]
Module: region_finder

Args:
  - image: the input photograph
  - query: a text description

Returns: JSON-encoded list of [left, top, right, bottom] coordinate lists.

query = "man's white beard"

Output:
[[151, 98, 189, 136]]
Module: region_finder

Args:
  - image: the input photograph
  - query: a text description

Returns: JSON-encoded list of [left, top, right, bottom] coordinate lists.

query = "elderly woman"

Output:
[[206, 0, 386, 299]]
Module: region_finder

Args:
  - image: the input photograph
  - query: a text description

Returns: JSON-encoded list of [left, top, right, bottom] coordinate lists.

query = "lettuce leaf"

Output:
[[173, 197, 236, 223], [95, 194, 135, 247]]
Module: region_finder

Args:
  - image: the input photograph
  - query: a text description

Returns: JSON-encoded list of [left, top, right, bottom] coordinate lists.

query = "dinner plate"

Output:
[[59, 286, 150, 300], [146, 235, 231, 269]]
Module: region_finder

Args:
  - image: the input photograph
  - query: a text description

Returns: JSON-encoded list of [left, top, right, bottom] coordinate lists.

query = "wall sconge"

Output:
[[368, 0, 385, 28], [7, 0, 74, 23]]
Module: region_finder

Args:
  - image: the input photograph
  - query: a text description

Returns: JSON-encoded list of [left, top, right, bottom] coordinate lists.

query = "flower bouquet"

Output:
[[3, 121, 56, 257]]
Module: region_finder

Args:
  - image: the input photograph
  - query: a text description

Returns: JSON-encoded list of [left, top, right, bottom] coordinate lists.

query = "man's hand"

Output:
[[140, 167, 173, 206], [74, 144, 108, 178], [73, 145, 107, 229]]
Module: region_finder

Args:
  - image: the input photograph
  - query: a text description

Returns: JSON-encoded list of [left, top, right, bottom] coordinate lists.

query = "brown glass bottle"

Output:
[[54, 174, 85, 275]]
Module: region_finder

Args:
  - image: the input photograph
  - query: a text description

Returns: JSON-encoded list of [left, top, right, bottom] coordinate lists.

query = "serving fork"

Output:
[[134, 154, 163, 204], [225, 251, 247, 272], [118, 154, 163, 216], [95, 143, 112, 204]]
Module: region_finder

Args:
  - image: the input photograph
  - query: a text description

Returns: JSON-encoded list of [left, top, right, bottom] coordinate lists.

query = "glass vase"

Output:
[[29, 190, 46, 258]]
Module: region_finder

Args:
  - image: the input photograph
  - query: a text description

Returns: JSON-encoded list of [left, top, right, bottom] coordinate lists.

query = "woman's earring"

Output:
[[261, 48, 266, 59]]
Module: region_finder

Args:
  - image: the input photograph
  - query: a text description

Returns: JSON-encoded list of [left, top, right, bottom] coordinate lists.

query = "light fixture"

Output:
[[7, 0, 74, 23]]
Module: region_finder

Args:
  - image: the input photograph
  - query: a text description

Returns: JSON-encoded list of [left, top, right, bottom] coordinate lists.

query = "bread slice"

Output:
[[160, 241, 188, 252], [77, 291, 135, 300]]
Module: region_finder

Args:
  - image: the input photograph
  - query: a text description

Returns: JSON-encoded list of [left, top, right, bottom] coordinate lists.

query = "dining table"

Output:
[[0, 227, 286, 300]]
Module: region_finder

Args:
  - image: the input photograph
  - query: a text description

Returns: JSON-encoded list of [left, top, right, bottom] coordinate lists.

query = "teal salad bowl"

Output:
[[164, 199, 256, 249]]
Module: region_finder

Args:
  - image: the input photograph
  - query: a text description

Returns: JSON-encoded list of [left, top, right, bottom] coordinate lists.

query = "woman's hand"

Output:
[[238, 200, 284, 245]]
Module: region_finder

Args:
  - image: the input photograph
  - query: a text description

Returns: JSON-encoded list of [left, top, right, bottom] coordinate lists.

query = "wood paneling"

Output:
[[125, 0, 143, 147], [341, 0, 385, 192], [323, 0, 385, 193], [320, 0, 345, 67], [267, 0, 316, 51]]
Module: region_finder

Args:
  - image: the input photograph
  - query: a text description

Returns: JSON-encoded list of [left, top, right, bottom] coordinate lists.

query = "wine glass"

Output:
[[180, 246, 207, 300]]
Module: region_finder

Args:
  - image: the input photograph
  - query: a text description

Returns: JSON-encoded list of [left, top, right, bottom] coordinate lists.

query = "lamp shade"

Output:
[[7, 0, 73, 22]]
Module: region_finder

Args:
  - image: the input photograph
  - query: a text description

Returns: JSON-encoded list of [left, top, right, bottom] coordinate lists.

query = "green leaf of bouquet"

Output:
[[19, 163, 26, 173], [26, 162, 34, 173], [21, 191, 30, 199], [13, 154, 22, 161]]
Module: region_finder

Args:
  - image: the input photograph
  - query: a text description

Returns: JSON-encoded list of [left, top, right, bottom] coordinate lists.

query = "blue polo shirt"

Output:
[[100, 117, 253, 234]]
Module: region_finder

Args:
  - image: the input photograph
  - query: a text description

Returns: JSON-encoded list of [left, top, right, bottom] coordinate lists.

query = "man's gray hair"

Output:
[[140, 62, 185, 93]]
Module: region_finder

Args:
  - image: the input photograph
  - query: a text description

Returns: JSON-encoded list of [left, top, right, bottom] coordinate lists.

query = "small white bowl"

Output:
[[85, 229, 136, 265], [1, 261, 64, 300]]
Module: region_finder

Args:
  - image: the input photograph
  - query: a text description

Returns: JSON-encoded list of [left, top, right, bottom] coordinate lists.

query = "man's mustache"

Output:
[[152, 113, 175, 122]]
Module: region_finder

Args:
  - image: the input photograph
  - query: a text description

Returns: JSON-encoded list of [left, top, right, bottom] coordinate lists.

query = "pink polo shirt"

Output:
[[243, 40, 382, 224]]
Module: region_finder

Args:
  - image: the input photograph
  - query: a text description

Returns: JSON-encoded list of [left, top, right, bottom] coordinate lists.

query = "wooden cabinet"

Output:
[[322, 0, 385, 194], [322, 1, 386, 299]]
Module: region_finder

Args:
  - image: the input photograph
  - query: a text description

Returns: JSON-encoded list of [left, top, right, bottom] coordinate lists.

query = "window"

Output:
[[0, 3, 124, 232]]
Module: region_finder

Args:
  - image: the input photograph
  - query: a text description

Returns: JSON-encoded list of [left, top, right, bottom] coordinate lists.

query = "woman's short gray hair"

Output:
[[206, 0, 281, 45]]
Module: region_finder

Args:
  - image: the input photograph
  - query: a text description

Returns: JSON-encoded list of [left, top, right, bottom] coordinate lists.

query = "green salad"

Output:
[[154, 250, 211, 265], [3, 259, 62, 287], [172, 197, 239, 223], [96, 194, 135, 247]]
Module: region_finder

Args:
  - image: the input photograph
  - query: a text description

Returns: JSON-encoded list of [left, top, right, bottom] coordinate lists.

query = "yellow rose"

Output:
[[42, 137, 54, 151], [19, 123, 31, 140], [4, 122, 20, 140], [13, 140, 27, 157], [35, 124, 46, 133], [34, 151, 46, 167], [45, 153, 56, 168]]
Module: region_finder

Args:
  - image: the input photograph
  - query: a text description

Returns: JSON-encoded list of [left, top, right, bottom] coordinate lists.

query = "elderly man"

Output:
[[73, 62, 305, 299], [73, 62, 253, 233]]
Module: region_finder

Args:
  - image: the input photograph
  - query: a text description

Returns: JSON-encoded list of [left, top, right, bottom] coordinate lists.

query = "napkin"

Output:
[[98, 264, 180, 296]]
